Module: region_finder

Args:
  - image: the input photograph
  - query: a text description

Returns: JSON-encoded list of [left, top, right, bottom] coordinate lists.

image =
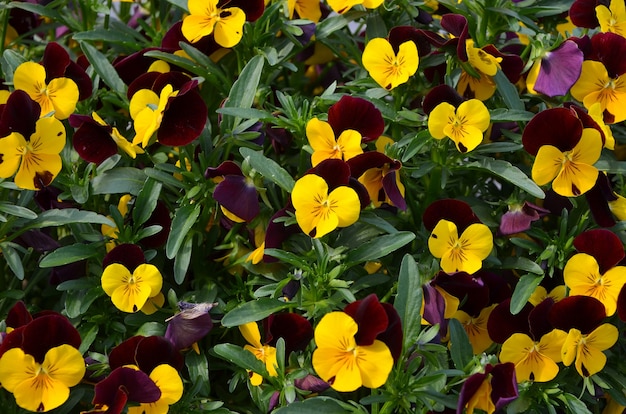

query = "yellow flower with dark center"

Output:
[[561, 323, 618, 377], [531, 128, 602, 197], [362, 38, 419, 90], [570, 60, 626, 124], [564, 253, 626, 316], [0, 117, 65, 191], [596, 0, 626, 36], [13, 62, 79, 120], [499, 329, 567, 382], [101, 263, 163, 313], [291, 174, 360, 238], [127, 364, 184, 414], [466, 39, 502, 77], [0, 345, 86, 412], [182, 0, 246, 47], [428, 219, 493, 275], [239, 321, 278, 386], [312, 312, 393, 392], [428, 99, 490, 153], [307, 118, 363, 166], [453, 304, 496, 354]]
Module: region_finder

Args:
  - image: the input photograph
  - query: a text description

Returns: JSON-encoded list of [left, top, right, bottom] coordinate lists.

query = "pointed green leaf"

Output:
[[345, 231, 415, 265], [0, 202, 37, 219], [466, 155, 544, 199], [174, 235, 193, 284], [212, 343, 268, 375], [221, 298, 291, 327], [240, 147, 295, 192], [92, 167, 147, 196], [510, 274, 543, 315], [39, 243, 101, 268], [79, 41, 126, 95], [25, 209, 114, 229], [166, 205, 199, 259], [448, 318, 472, 370], [221, 55, 265, 131], [1, 243, 24, 280], [132, 178, 162, 227], [395, 254, 422, 349]]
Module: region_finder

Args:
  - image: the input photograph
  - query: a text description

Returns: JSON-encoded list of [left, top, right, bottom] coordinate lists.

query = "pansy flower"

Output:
[[549, 295, 618, 377], [0, 90, 65, 190], [165, 301, 217, 351], [526, 40, 584, 97], [457, 362, 518, 414], [101, 258, 163, 314], [457, 40, 502, 100], [0, 313, 85, 412], [327, 0, 383, 14], [522, 107, 602, 197], [70, 112, 144, 164], [499, 202, 550, 235], [288, 0, 322, 22], [424, 199, 493, 275], [427, 99, 490, 153], [596, 0, 626, 36], [291, 170, 361, 238], [128, 73, 207, 147], [327, 95, 384, 143], [312, 296, 395, 392], [564, 229, 626, 316], [306, 117, 363, 166], [205, 160, 260, 222], [362, 36, 419, 90]]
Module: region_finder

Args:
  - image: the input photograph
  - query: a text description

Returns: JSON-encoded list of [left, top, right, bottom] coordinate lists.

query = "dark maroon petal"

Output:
[[617, 285, 626, 322], [139, 200, 172, 249], [421, 283, 448, 339], [65, 59, 93, 100], [165, 303, 215, 350], [548, 295, 605, 334], [152, 72, 195, 95], [109, 335, 183, 372], [475, 271, 512, 305], [213, 175, 260, 221], [378, 303, 403, 361], [73, 120, 118, 164], [347, 151, 395, 179], [49, 260, 87, 286], [127, 72, 161, 99], [382, 171, 406, 210], [264, 313, 313, 355], [92, 366, 161, 406], [569, 0, 601, 28], [349, 176, 371, 210], [532, 40, 583, 97], [294, 374, 330, 393], [528, 298, 554, 340], [327, 96, 384, 143], [522, 107, 583, 155], [114, 47, 163, 86], [222, 0, 265, 21], [0, 90, 40, 138], [5, 301, 32, 330], [69, 114, 93, 129], [490, 362, 519, 410], [432, 272, 489, 317], [422, 84, 464, 115], [573, 229, 624, 273], [389, 26, 432, 58], [440, 14, 469, 61], [487, 299, 532, 343], [422, 199, 480, 232], [19, 314, 82, 362], [344, 294, 389, 346], [158, 89, 207, 146], [543, 189, 574, 215], [567, 103, 607, 146], [307, 159, 351, 189], [17, 229, 60, 253], [457, 371, 488, 414], [590, 32, 626, 77], [483, 44, 524, 84], [103, 244, 146, 272], [108, 336, 143, 369], [91, 383, 128, 414], [42, 42, 70, 81], [586, 175, 617, 228], [205, 160, 243, 179]]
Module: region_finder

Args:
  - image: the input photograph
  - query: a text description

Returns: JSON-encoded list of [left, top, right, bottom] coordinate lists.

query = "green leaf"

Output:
[[315, 15, 349, 39], [273, 397, 355, 414], [132, 178, 162, 227], [1, 49, 26, 82], [448, 318, 473, 370], [221, 298, 291, 327], [79, 41, 126, 95], [39, 243, 101, 268], [174, 235, 193, 285], [73, 23, 145, 49], [166, 205, 200, 259], [494, 69, 524, 110], [560, 393, 592, 414], [262, 248, 312, 269], [92, 167, 147, 196], [466, 155, 544, 199], [501, 257, 544, 275], [212, 343, 268, 374], [25, 209, 113, 229], [345, 231, 415, 265], [0, 202, 37, 219], [489, 108, 534, 122], [395, 255, 422, 349], [186, 350, 210, 397], [221, 55, 265, 131], [510, 274, 543, 315], [216, 107, 273, 120], [240, 147, 295, 193], [1, 243, 24, 280]]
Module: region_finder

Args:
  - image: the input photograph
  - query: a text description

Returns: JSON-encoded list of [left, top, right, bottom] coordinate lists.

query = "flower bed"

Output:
[[0, 0, 625, 413]]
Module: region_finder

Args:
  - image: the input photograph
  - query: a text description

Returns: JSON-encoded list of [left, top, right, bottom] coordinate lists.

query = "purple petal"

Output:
[[533, 41, 583, 97], [422, 199, 480, 232], [573, 229, 625, 273], [42, 42, 70, 81], [328, 96, 384, 143], [5, 301, 32, 330], [159, 88, 207, 146], [0, 90, 40, 138], [548, 295, 606, 334], [294, 374, 330, 393], [490, 362, 519, 410], [382, 171, 406, 210], [590, 32, 626, 78], [264, 313, 313, 355], [486, 298, 532, 343], [93, 366, 161, 406], [457, 371, 488, 414], [72, 119, 118, 164], [214, 175, 260, 222], [103, 244, 146, 272], [522, 107, 583, 155], [165, 303, 215, 350], [344, 294, 389, 346]]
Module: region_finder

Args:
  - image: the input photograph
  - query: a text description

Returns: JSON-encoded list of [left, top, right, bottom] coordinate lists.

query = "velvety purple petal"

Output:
[[103, 244, 146, 272], [476, 270, 512, 305], [422, 84, 464, 115], [422, 283, 448, 340], [10, 314, 82, 363], [389, 26, 432, 58], [457, 371, 488, 414], [49, 260, 87, 286], [161, 21, 221, 57], [264, 207, 299, 263], [205, 160, 243, 179], [93, 366, 161, 406], [42, 42, 70, 81], [440, 14, 469, 61], [349, 176, 371, 210], [294, 374, 330, 393], [65, 59, 93, 100], [573, 229, 624, 273], [114, 47, 163, 86], [586, 175, 617, 228], [347, 152, 395, 179], [433, 272, 489, 317], [378, 303, 403, 361], [158, 88, 207, 146], [533, 40, 583, 97], [487, 299, 532, 343], [152, 72, 196, 95], [528, 298, 554, 340], [499, 202, 548, 235], [139, 201, 172, 249], [569, 0, 601, 28], [590, 31, 626, 78], [17, 229, 60, 253], [422, 199, 480, 232], [214, 175, 259, 221], [127, 72, 160, 99], [483, 44, 524, 84], [73, 120, 118, 164], [344, 294, 389, 346], [490, 362, 519, 410], [264, 313, 313, 354], [382, 171, 406, 210], [617, 285, 626, 322], [307, 158, 351, 189], [0, 90, 40, 138], [5, 301, 32, 330], [223, 0, 265, 21], [568, 103, 607, 146], [109, 335, 183, 372], [327, 96, 384, 143], [522, 107, 583, 155], [548, 295, 606, 334], [165, 303, 214, 350]]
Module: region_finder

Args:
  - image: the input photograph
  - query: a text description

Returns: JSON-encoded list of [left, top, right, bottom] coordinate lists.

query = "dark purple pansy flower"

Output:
[[486, 298, 533, 344], [499, 202, 550, 235], [306, 158, 371, 209], [263, 313, 313, 355], [42, 42, 92, 101], [139, 200, 172, 249], [0, 90, 40, 139], [483, 44, 524, 84], [69, 114, 121, 165], [34, 185, 77, 211], [5, 301, 32, 330], [165, 301, 217, 351], [422, 282, 449, 341], [531, 40, 583, 97], [548, 295, 606, 335], [422, 198, 481, 233], [573, 229, 625, 273], [521, 107, 583, 156], [347, 151, 406, 210], [389, 25, 433, 60], [327, 95, 384, 143], [108, 335, 184, 373], [92, 366, 162, 412], [431, 271, 489, 317], [295, 374, 330, 393], [457, 362, 518, 414], [205, 161, 260, 222]]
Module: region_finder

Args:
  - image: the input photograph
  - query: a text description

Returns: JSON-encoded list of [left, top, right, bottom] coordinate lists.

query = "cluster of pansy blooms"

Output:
[[5, 0, 626, 413]]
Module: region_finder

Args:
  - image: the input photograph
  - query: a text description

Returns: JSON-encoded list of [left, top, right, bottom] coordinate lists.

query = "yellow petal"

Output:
[[182, 15, 217, 44], [327, 0, 362, 13], [129, 89, 159, 120], [525, 60, 541, 95], [15, 152, 62, 190], [362, 38, 417, 90], [314, 311, 357, 350], [327, 185, 360, 228], [239, 322, 263, 348], [292, 174, 328, 236], [532, 145, 564, 186], [0, 132, 26, 178], [13, 61, 46, 100], [456, 223, 493, 272], [356, 340, 393, 388], [428, 219, 457, 259], [570, 61, 608, 103], [456, 99, 491, 132], [500, 333, 559, 382], [586, 323, 619, 352], [552, 162, 598, 197], [561, 328, 581, 367], [564, 253, 600, 290], [313, 346, 362, 391], [46, 77, 79, 119], [150, 364, 183, 404], [336, 129, 363, 161], [214, 7, 246, 48], [428, 102, 456, 139], [307, 118, 336, 150], [134, 263, 163, 297], [0, 348, 36, 392]]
